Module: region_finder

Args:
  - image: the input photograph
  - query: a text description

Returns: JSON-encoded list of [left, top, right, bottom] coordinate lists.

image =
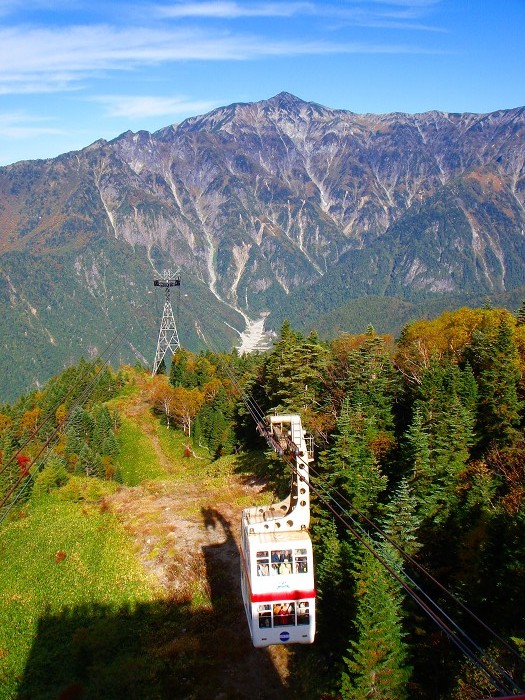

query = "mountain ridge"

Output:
[[1, 92, 524, 400]]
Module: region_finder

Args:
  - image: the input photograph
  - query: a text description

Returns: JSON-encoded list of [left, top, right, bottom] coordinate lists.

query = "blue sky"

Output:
[[0, 0, 523, 166]]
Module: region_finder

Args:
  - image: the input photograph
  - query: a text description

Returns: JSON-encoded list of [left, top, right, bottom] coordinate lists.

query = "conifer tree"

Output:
[[329, 327, 399, 433], [383, 478, 421, 557], [92, 405, 113, 448], [263, 320, 307, 411], [170, 348, 190, 387], [0, 429, 18, 500], [321, 398, 387, 519], [473, 319, 523, 449], [101, 432, 119, 458], [404, 406, 432, 482], [64, 425, 83, 461], [313, 517, 346, 646], [405, 363, 476, 521], [341, 545, 410, 700], [341, 478, 420, 700], [516, 300, 525, 326], [195, 386, 235, 457], [78, 443, 100, 477], [297, 329, 329, 406]]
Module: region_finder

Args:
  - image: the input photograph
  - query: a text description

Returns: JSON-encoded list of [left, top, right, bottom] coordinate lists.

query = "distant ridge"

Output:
[[0, 93, 524, 400]]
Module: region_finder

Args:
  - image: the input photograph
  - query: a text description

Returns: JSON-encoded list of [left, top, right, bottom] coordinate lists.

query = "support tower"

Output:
[[152, 269, 181, 376]]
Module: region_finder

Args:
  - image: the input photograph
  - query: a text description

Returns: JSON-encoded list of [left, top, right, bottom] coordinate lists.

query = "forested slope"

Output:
[[1, 302, 525, 698]]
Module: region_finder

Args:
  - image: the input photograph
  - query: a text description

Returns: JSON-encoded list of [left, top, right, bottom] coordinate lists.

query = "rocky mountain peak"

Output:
[[0, 94, 524, 400]]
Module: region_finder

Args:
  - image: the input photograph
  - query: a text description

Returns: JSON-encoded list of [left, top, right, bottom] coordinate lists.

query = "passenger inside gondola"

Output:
[[269, 549, 293, 574], [258, 604, 271, 627], [297, 601, 310, 625], [279, 558, 292, 575], [294, 548, 308, 573], [273, 602, 295, 626], [257, 550, 270, 576]]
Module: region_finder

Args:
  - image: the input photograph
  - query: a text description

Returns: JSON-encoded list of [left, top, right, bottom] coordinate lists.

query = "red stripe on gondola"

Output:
[[251, 590, 316, 603]]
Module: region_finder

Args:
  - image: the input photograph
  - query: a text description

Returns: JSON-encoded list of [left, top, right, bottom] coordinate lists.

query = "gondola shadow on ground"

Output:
[[16, 507, 289, 700]]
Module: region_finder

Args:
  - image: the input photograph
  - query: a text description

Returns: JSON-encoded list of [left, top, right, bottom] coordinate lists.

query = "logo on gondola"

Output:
[[279, 631, 290, 642]]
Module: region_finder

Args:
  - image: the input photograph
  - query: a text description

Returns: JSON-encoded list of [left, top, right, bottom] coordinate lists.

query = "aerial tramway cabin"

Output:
[[240, 414, 316, 647]]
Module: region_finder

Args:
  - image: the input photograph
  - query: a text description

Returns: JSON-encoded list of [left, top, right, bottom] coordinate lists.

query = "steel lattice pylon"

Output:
[[152, 269, 181, 376]]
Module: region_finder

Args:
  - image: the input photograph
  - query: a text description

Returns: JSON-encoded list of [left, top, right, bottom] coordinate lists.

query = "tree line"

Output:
[[149, 306, 525, 698], [1, 304, 525, 698], [0, 359, 122, 510]]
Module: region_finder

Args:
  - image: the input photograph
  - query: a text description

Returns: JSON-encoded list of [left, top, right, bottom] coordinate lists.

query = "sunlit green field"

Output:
[[115, 416, 170, 485], [0, 487, 158, 699]]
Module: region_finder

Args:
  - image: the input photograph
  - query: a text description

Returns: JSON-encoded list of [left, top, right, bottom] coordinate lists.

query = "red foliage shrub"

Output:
[[16, 454, 31, 476]]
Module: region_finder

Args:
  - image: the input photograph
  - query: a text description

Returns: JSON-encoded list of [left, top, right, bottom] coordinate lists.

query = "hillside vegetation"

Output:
[[1, 303, 525, 698], [0, 369, 292, 699]]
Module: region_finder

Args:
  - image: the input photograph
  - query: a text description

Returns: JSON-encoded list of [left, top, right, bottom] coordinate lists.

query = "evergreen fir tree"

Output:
[[382, 478, 421, 557], [263, 320, 307, 411], [341, 545, 411, 700], [329, 327, 399, 433], [67, 406, 94, 444], [192, 413, 203, 448], [403, 406, 432, 482], [321, 398, 387, 519], [64, 424, 83, 460], [196, 386, 234, 457], [313, 517, 349, 654], [169, 348, 190, 387], [406, 362, 476, 521], [101, 432, 119, 458], [0, 429, 18, 500], [516, 300, 525, 326], [474, 319, 523, 449], [92, 405, 113, 448], [78, 443, 98, 476]]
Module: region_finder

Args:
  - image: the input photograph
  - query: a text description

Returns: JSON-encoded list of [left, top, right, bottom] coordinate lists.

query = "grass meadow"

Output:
[[0, 486, 158, 699], [0, 390, 273, 699]]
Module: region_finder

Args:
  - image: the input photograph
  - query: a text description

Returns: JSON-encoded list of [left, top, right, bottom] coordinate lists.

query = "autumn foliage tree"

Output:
[[149, 377, 177, 428], [170, 386, 205, 436]]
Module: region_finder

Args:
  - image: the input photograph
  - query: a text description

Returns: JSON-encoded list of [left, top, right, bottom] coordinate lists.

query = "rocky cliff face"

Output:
[[0, 92, 524, 398]]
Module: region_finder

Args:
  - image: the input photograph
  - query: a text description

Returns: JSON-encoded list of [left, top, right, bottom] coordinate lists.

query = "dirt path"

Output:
[[107, 382, 293, 699]]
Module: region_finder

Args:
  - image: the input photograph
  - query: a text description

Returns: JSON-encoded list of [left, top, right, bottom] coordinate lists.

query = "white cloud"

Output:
[[0, 24, 445, 93], [0, 112, 62, 138], [155, 1, 313, 19], [0, 0, 447, 96], [0, 0, 81, 17], [155, 0, 443, 29], [93, 94, 221, 118]]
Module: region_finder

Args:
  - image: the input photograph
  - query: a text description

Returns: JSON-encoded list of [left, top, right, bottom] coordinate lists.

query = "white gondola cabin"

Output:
[[240, 415, 316, 647]]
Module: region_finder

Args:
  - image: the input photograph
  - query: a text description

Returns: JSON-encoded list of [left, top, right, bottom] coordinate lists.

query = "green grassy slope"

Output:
[[0, 378, 289, 700], [0, 488, 157, 699]]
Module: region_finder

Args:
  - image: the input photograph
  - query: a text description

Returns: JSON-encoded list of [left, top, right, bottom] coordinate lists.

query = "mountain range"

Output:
[[1, 92, 524, 400]]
